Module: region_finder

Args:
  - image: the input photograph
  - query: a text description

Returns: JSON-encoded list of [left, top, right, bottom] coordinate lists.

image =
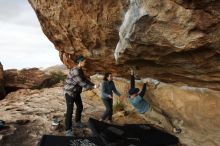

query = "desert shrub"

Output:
[[49, 71, 66, 85], [113, 101, 126, 113], [40, 71, 67, 88]]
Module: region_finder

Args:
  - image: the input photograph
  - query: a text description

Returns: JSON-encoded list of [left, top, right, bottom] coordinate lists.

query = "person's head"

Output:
[[75, 55, 86, 67], [103, 73, 113, 81], [129, 88, 139, 97]]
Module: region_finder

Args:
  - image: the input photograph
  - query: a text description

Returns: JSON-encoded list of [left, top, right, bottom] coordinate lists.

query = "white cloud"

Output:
[[0, 0, 61, 69]]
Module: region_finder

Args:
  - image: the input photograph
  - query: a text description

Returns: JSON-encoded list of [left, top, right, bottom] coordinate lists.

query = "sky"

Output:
[[0, 0, 62, 70]]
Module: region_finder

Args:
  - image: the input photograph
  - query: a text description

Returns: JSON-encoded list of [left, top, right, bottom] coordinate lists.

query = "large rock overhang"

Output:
[[28, 0, 220, 90]]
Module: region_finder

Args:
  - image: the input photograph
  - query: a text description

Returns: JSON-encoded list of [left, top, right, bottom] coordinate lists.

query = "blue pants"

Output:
[[101, 98, 113, 121]]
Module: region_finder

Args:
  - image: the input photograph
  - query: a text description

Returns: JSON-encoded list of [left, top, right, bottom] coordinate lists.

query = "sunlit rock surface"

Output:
[[4, 68, 51, 92]]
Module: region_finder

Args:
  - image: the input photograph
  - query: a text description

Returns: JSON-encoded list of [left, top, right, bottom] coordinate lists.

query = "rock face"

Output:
[[151, 83, 220, 146], [0, 63, 6, 100], [91, 75, 220, 146], [4, 68, 52, 93], [28, 0, 220, 90]]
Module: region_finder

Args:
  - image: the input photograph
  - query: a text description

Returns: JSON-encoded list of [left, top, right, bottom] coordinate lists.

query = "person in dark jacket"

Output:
[[100, 73, 123, 122], [64, 55, 98, 136]]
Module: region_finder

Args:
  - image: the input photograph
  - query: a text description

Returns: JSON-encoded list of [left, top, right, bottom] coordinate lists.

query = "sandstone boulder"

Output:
[[4, 68, 52, 92], [91, 75, 220, 146]]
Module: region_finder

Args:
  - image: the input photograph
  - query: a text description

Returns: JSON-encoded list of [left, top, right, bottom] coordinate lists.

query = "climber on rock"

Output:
[[63, 55, 99, 136], [128, 69, 181, 134]]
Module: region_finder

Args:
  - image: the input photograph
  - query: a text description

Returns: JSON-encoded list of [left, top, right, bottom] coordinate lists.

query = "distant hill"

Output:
[[43, 64, 68, 74]]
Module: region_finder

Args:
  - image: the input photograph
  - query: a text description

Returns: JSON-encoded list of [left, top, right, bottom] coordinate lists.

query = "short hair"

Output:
[[74, 55, 85, 64]]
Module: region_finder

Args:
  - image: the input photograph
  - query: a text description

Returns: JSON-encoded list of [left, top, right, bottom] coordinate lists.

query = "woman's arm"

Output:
[[112, 82, 121, 97]]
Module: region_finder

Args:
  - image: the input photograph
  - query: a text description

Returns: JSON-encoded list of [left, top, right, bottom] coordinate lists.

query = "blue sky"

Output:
[[0, 0, 62, 69]]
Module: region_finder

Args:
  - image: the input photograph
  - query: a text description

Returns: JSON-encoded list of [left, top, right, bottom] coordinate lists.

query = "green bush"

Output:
[[113, 101, 126, 113], [49, 71, 66, 85]]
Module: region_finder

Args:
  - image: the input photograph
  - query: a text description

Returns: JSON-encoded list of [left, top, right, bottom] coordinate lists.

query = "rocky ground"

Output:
[[0, 86, 101, 146], [0, 84, 178, 146]]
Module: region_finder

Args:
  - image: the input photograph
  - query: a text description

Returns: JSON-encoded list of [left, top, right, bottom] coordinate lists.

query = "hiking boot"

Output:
[[65, 129, 73, 136], [173, 128, 182, 134], [75, 121, 84, 128]]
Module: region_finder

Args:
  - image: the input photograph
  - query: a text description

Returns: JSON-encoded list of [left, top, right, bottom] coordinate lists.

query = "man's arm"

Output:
[[85, 78, 95, 86], [139, 83, 147, 97]]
